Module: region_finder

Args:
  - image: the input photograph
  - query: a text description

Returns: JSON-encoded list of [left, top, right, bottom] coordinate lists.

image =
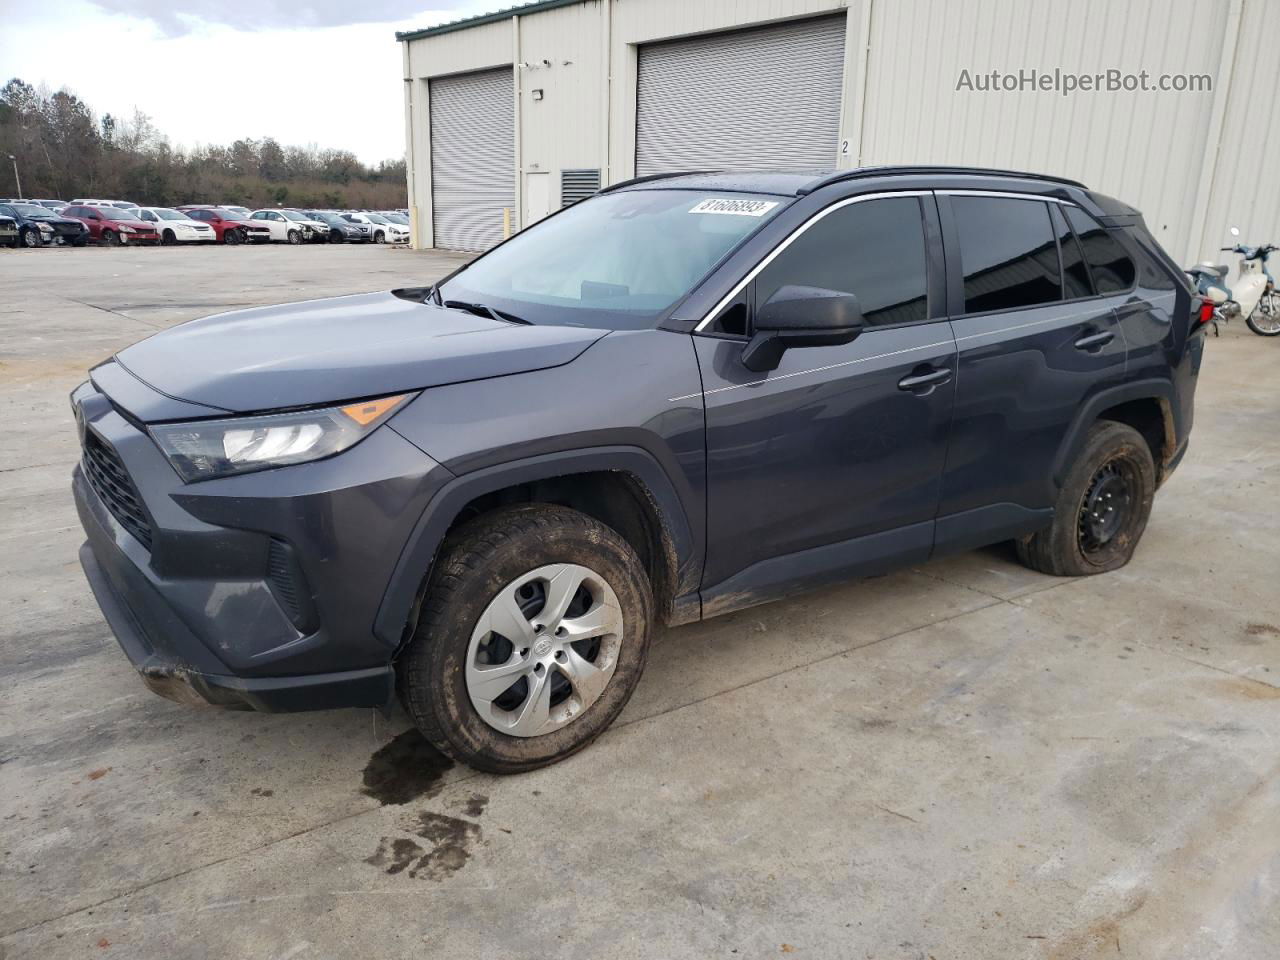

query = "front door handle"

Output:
[[897, 366, 952, 392], [1074, 329, 1114, 351]]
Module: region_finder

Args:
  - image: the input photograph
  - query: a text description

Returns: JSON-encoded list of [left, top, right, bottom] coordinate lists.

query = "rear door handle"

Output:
[[897, 366, 952, 392], [1074, 330, 1114, 351]]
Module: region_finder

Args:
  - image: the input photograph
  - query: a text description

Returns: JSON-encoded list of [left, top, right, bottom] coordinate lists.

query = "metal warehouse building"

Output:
[[398, 0, 1279, 266]]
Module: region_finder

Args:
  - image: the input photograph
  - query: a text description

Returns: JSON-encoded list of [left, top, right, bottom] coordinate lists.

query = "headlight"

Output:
[[37, 222, 54, 232], [150, 393, 414, 482], [118, 225, 136, 233]]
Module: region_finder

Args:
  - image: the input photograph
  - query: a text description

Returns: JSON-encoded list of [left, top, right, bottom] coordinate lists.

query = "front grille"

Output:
[[82, 431, 153, 549]]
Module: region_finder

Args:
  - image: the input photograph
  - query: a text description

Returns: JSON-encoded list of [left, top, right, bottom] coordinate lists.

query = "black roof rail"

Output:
[[596, 170, 720, 194], [796, 165, 1086, 195]]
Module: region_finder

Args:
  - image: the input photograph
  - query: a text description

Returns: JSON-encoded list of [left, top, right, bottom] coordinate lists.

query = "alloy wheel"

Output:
[[465, 563, 623, 738]]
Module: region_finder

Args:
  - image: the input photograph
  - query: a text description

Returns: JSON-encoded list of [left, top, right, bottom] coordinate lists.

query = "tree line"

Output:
[[0, 78, 408, 210]]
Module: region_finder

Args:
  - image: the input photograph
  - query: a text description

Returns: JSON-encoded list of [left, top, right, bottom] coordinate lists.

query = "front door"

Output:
[[694, 193, 957, 614]]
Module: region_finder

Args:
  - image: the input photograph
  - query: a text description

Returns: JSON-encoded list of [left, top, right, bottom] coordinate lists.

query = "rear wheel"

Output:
[[398, 504, 653, 774], [1245, 292, 1280, 336], [1016, 421, 1156, 576]]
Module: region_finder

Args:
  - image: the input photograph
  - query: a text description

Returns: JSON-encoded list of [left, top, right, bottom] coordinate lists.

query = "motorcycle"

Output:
[[1186, 226, 1279, 337]]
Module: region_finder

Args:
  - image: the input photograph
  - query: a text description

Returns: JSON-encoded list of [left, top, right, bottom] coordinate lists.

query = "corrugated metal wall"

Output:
[[1198, 0, 1280, 267], [860, 0, 1227, 263], [402, 0, 1279, 261]]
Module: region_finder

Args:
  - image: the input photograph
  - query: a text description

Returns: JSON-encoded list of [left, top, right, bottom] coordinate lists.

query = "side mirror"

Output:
[[741, 285, 864, 372]]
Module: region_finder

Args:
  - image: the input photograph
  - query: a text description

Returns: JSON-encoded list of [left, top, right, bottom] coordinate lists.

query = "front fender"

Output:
[[372, 445, 702, 648]]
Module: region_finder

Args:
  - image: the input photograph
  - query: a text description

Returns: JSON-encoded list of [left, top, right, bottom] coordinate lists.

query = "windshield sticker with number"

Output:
[[688, 198, 780, 217]]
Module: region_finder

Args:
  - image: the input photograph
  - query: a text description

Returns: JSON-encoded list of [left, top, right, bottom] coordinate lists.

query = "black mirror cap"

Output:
[[742, 285, 865, 372], [755, 284, 863, 332]]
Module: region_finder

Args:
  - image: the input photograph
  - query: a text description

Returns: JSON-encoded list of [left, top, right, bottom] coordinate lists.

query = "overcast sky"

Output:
[[1, 0, 498, 164]]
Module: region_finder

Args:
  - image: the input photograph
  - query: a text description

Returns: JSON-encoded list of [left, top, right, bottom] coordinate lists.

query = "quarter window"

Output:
[[953, 197, 1061, 313], [751, 196, 929, 328], [1064, 206, 1135, 293]]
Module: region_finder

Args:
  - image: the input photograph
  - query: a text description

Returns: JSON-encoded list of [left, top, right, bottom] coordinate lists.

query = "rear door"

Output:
[[934, 193, 1127, 548], [694, 193, 956, 610]]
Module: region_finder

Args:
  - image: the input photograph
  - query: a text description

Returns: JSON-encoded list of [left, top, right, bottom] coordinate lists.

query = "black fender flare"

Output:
[[373, 445, 701, 647], [1049, 378, 1176, 490]]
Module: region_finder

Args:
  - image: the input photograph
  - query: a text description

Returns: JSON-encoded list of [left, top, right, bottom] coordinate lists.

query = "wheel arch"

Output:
[[1051, 380, 1178, 492], [375, 446, 702, 653]]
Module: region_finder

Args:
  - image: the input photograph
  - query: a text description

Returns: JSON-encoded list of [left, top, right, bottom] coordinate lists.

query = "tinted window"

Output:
[[953, 197, 1060, 313], [752, 196, 929, 328], [1065, 206, 1135, 293], [1050, 204, 1094, 298]]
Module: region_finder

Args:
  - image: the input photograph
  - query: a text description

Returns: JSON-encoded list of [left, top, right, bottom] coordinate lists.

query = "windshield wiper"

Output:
[[443, 299, 531, 325]]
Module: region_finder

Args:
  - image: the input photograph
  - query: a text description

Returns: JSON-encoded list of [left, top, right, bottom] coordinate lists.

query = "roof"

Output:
[[396, 0, 584, 42], [602, 166, 1087, 198]]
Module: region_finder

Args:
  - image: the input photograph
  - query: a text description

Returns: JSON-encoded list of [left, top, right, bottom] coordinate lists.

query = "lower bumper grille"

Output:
[[82, 431, 153, 549]]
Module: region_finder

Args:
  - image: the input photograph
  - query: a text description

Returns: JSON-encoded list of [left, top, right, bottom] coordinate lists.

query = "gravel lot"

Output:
[[1, 244, 1278, 960]]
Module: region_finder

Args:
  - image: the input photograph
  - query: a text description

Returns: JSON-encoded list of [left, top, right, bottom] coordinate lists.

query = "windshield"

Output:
[[281, 210, 307, 221], [314, 212, 340, 224], [153, 208, 187, 220], [441, 190, 786, 329], [365, 213, 388, 224], [12, 203, 51, 217]]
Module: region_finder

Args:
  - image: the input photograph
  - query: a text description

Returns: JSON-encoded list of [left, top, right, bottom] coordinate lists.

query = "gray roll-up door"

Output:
[[635, 15, 847, 176], [429, 67, 515, 251]]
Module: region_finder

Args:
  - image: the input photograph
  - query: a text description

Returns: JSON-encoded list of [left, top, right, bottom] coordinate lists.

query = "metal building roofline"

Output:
[[396, 0, 586, 42]]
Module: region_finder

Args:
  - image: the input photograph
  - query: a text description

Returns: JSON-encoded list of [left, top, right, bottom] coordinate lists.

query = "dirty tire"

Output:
[[398, 504, 653, 774], [1016, 421, 1155, 577]]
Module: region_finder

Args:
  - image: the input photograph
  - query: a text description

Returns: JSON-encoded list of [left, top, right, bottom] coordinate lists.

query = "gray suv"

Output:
[[71, 166, 1204, 772]]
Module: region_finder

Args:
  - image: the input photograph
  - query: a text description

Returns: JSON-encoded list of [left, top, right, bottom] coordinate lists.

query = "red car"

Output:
[[176, 206, 271, 244], [60, 204, 159, 246]]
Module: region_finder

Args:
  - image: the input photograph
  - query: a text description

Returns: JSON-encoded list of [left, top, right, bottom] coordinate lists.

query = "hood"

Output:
[[113, 291, 609, 416]]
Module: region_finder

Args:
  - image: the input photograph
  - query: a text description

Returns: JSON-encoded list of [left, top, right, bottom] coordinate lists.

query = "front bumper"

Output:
[[71, 373, 453, 712]]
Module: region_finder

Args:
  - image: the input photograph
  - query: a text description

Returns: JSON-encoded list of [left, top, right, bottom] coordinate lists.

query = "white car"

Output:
[[135, 207, 217, 244], [342, 212, 409, 244], [248, 209, 326, 244]]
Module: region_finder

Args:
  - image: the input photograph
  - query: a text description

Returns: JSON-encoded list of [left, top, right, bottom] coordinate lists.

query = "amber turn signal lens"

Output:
[[339, 394, 407, 426]]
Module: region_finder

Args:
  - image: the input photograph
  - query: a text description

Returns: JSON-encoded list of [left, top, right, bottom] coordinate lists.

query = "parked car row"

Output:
[[0, 197, 412, 248]]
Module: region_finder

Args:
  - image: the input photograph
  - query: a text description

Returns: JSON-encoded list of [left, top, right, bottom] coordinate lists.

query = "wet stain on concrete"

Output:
[[1244, 622, 1279, 643], [361, 729, 454, 806], [462, 793, 488, 817], [366, 812, 483, 881], [1213, 676, 1280, 700], [250, 787, 274, 798]]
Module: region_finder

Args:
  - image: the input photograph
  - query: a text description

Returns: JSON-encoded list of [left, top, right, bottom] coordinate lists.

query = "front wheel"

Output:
[[1245, 292, 1280, 336], [101, 228, 118, 246], [21, 228, 42, 248], [287, 229, 300, 245], [224, 227, 242, 245], [398, 504, 653, 774], [1016, 421, 1156, 577], [374, 230, 385, 244]]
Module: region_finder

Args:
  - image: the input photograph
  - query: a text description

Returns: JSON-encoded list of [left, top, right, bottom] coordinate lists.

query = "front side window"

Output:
[[442, 189, 787, 330], [1065, 206, 1135, 294], [751, 196, 929, 327], [953, 196, 1061, 313]]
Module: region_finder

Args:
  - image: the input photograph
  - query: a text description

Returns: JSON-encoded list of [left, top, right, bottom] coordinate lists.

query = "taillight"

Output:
[[1197, 298, 1215, 326]]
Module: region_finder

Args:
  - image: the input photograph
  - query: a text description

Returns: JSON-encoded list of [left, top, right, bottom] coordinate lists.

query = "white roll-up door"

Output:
[[429, 67, 515, 251], [635, 15, 847, 177]]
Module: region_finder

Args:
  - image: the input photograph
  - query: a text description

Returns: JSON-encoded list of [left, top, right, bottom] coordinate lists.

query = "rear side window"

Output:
[[753, 196, 929, 327], [1065, 206, 1135, 293], [953, 197, 1060, 313], [1050, 204, 1094, 299]]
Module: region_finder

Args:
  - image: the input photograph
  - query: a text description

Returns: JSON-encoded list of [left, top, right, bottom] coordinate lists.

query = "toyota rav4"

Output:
[[71, 167, 1204, 773]]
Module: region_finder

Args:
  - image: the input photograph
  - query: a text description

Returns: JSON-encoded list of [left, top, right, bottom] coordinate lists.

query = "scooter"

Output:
[[1187, 227, 1280, 337]]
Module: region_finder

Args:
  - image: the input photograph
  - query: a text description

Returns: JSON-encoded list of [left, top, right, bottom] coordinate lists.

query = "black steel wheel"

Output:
[[224, 227, 242, 245], [1016, 421, 1156, 576]]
